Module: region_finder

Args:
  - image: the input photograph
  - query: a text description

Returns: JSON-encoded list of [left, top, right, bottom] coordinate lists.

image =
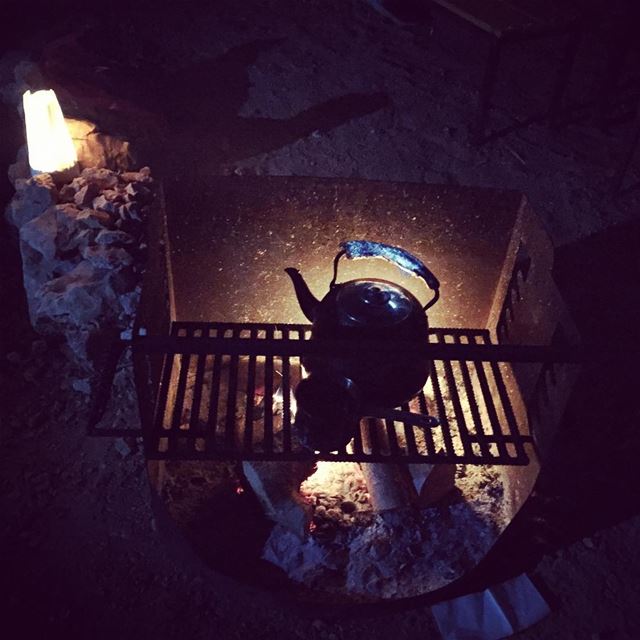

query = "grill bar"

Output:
[[243, 328, 257, 453], [281, 329, 292, 454], [224, 328, 240, 450], [139, 321, 534, 465], [264, 326, 275, 453], [206, 343, 223, 450], [132, 331, 612, 363], [189, 333, 207, 433]]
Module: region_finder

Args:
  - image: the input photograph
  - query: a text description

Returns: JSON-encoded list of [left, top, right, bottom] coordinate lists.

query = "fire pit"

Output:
[[96, 175, 578, 602]]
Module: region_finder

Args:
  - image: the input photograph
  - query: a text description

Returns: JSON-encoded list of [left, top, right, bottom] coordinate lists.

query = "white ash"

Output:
[[264, 462, 509, 600]]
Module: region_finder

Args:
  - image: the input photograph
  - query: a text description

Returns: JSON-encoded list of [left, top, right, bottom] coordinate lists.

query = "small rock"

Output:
[[118, 289, 141, 316], [35, 262, 110, 327], [76, 208, 112, 229], [92, 195, 116, 213], [6, 174, 57, 229], [81, 167, 119, 190], [120, 171, 147, 183], [118, 202, 142, 222], [96, 229, 135, 246], [124, 181, 152, 202], [71, 378, 92, 394], [58, 184, 76, 203], [74, 182, 100, 207], [115, 438, 132, 457], [73, 228, 100, 251], [81, 245, 133, 269]]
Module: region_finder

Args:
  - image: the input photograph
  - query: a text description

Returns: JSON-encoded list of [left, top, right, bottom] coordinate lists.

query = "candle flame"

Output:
[[22, 89, 77, 174]]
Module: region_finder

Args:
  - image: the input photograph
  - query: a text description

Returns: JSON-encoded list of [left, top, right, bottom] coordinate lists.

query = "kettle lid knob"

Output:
[[336, 281, 414, 327]]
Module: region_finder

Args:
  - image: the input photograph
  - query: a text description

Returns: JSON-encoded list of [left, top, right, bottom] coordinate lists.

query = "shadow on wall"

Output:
[[41, 34, 390, 171]]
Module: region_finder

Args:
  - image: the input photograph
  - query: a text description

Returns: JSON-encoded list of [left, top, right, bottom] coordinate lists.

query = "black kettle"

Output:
[[285, 240, 440, 451]]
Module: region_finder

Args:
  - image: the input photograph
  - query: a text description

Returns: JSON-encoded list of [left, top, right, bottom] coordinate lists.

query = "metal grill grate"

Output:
[[136, 321, 533, 465]]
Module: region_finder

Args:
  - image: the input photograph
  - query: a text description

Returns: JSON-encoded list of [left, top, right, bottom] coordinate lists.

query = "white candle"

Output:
[[22, 89, 77, 175]]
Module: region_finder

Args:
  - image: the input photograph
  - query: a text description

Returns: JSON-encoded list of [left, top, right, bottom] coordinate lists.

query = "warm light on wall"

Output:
[[22, 89, 77, 174]]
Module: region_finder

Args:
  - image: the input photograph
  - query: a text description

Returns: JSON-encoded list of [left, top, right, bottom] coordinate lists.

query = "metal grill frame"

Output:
[[133, 321, 535, 466]]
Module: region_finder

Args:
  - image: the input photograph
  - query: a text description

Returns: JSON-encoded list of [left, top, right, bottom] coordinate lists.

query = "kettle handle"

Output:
[[331, 240, 440, 311]]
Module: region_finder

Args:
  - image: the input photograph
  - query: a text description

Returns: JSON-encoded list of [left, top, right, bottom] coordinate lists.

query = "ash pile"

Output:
[[251, 454, 509, 600]]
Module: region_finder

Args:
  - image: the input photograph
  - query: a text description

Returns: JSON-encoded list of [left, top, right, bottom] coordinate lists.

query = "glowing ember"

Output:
[[22, 89, 77, 174]]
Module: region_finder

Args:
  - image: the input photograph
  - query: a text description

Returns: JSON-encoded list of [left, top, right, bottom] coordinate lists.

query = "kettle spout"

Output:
[[284, 267, 320, 322]]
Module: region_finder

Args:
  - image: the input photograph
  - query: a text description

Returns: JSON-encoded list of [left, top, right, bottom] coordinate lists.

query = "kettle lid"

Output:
[[336, 280, 415, 327]]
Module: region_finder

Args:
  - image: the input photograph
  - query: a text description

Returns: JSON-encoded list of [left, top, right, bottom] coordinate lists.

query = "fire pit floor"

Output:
[[159, 456, 510, 601]]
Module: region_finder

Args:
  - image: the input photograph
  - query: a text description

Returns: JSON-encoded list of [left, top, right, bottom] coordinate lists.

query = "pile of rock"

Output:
[[5, 165, 154, 374]]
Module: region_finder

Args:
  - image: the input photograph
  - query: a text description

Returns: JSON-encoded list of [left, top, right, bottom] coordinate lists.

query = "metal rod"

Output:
[[206, 330, 224, 449], [439, 333, 473, 458], [131, 333, 616, 363], [144, 449, 531, 466], [366, 417, 380, 455], [482, 334, 526, 460], [224, 328, 240, 450], [263, 326, 274, 452], [430, 359, 455, 457], [243, 328, 257, 453], [281, 329, 292, 454], [189, 331, 207, 433], [417, 393, 437, 456], [385, 417, 401, 456], [470, 334, 508, 459], [352, 422, 364, 456], [400, 402, 420, 457], [455, 335, 491, 458], [170, 341, 191, 435]]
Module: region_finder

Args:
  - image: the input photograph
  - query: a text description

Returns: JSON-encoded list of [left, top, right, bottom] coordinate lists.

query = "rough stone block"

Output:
[[81, 245, 133, 270], [74, 182, 100, 207], [5, 174, 57, 229]]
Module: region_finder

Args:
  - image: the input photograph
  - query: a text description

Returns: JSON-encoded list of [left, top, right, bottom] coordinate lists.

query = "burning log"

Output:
[[408, 461, 456, 507], [359, 419, 419, 512], [359, 419, 456, 511]]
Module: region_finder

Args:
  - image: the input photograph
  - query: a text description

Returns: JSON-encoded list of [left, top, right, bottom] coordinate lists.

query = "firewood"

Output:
[[408, 461, 456, 507], [242, 460, 315, 539], [359, 419, 419, 512]]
